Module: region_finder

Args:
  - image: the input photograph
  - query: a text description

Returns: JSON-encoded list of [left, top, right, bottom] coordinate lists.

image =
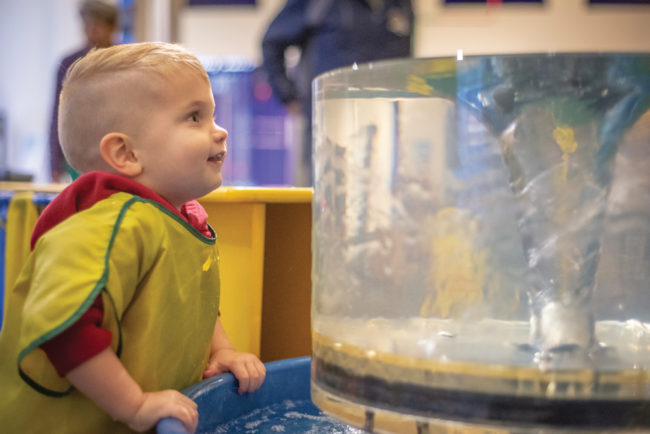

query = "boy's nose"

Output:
[[213, 123, 228, 141]]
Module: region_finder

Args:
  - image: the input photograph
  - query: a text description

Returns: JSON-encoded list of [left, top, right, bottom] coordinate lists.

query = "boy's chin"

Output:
[[206, 179, 223, 193]]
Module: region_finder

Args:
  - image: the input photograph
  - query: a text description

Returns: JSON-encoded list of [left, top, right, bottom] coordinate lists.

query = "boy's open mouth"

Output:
[[208, 151, 226, 163]]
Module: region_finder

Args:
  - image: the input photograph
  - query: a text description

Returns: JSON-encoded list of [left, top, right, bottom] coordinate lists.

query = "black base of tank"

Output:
[[312, 356, 650, 429]]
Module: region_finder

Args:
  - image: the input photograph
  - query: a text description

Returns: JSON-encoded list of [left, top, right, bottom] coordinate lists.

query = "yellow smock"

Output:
[[0, 193, 220, 433]]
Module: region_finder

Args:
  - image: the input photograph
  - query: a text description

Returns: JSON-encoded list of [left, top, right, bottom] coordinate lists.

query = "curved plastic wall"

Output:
[[310, 54, 650, 432]]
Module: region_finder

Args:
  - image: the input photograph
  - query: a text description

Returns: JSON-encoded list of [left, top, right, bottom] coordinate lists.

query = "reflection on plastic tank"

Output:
[[311, 53, 650, 432]]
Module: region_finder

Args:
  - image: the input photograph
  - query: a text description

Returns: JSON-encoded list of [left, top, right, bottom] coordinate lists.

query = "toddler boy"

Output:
[[0, 42, 266, 433]]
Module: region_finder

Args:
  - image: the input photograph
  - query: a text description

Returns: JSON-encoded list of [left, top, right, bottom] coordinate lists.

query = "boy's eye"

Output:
[[188, 112, 200, 122]]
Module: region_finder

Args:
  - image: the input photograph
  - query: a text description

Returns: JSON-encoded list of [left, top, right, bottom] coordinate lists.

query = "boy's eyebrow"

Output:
[[184, 100, 210, 111]]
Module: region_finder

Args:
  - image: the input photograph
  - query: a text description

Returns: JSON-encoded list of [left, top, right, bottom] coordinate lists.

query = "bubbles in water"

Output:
[[209, 399, 363, 434]]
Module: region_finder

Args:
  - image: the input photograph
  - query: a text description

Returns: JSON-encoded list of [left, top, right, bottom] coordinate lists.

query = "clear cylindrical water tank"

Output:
[[310, 53, 650, 433]]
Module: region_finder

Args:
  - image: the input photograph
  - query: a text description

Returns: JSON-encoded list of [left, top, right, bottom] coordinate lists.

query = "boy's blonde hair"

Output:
[[58, 42, 209, 173]]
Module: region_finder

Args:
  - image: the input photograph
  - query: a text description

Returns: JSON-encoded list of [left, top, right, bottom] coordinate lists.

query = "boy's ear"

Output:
[[99, 133, 143, 177]]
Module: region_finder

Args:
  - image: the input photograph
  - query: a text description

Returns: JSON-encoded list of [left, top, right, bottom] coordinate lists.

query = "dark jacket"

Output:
[[261, 0, 413, 112]]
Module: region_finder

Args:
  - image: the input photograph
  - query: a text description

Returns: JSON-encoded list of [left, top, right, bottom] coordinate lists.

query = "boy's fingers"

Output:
[[228, 356, 267, 393], [251, 361, 265, 391], [237, 374, 250, 394], [240, 361, 264, 393], [173, 394, 198, 433], [229, 364, 248, 393]]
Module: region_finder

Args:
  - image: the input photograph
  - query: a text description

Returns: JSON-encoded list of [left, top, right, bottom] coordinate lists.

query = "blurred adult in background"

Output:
[[49, 0, 118, 182], [261, 0, 414, 186]]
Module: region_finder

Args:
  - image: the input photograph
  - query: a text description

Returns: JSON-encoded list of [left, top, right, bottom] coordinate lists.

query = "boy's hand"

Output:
[[202, 349, 266, 394], [125, 390, 198, 433], [66, 348, 198, 432]]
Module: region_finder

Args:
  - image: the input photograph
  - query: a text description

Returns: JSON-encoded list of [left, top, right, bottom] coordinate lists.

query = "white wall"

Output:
[[0, 0, 81, 181], [178, 0, 283, 61], [414, 0, 650, 57]]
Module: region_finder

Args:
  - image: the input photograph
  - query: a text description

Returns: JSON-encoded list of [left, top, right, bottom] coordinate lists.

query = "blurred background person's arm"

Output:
[[261, 0, 312, 116]]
